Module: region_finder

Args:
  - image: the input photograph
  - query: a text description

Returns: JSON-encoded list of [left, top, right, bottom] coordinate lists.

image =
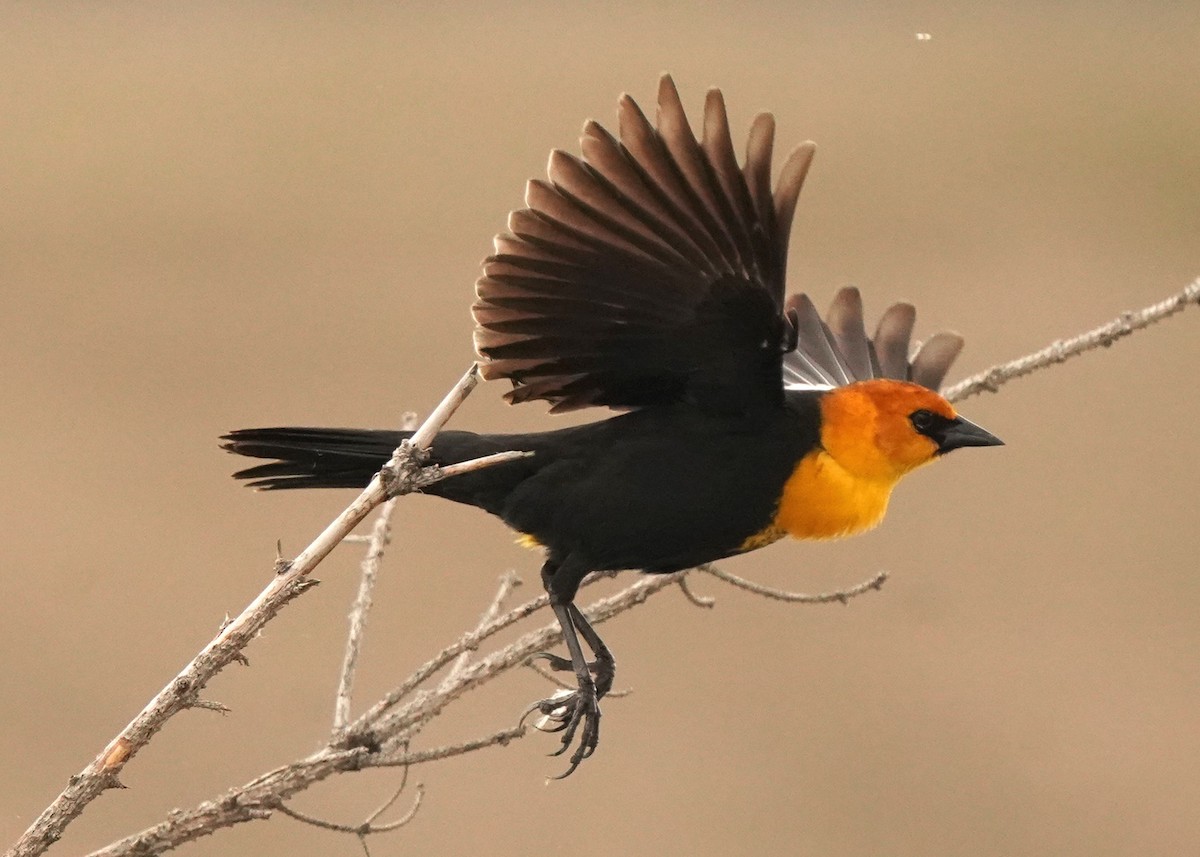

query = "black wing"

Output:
[[473, 74, 815, 413], [782, 287, 965, 392]]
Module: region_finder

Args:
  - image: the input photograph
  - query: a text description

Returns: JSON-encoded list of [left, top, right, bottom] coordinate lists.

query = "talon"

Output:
[[533, 576, 613, 777], [520, 690, 574, 733], [527, 676, 601, 776]]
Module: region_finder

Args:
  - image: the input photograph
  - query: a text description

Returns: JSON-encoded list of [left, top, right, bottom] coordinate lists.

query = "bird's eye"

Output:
[[910, 409, 938, 434]]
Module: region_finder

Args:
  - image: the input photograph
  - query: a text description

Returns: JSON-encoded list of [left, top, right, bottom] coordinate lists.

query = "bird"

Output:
[[221, 74, 1003, 777]]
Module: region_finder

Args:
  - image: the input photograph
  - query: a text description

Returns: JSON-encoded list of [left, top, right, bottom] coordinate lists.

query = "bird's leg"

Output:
[[568, 603, 615, 700], [524, 556, 605, 777], [530, 604, 616, 700]]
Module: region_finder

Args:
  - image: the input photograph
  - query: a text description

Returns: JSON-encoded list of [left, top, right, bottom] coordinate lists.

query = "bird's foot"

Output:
[[521, 673, 601, 778]]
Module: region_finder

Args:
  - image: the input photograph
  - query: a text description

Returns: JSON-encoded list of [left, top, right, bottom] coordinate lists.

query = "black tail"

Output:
[[221, 427, 408, 490], [221, 426, 543, 515]]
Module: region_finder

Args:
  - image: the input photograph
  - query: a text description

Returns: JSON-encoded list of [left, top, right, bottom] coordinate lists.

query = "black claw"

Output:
[[533, 584, 613, 777], [522, 678, 601, 776]]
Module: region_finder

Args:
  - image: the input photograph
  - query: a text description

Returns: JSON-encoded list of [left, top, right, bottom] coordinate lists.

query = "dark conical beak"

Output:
[[936, 416, 1004, 455]]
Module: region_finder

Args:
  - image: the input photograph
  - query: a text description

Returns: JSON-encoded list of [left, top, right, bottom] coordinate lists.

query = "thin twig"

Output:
[[273, 784, 424, 835], [342, 572, 611, 737], [333, 499, 398, 735], [943, 278, 1200, 403], [676, 575, 716, 608], [334, 412, 419, 736], [697, 564, 888, 604], [364, 754, 412, 825], [372, 725, 530, 767], [424, 450, 535, 483], [441, 572, 523, 692]]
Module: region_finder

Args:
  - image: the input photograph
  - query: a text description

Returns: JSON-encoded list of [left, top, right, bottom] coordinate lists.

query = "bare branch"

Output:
[[944, 278, 1199, 403], [80, 578, 683, 857], [363, 757, 415, 828], [441, 571, 523, 692], [409, 368, 478, 450], [421, 450, 535, 484], [372, 726, 529, 768], [333, 410, 444, 737], [676, 575, 717, 608], [188, 699, 231, 714], [333, 499, 399, 735], [8, 366, 483, 857], [272, 784, 424, 835], [354, 572, 688, 746], [697, 564, 889, 604], [340, 572, 610, 736], [363, 786, 424, 832], [380, 365, 481, 496]]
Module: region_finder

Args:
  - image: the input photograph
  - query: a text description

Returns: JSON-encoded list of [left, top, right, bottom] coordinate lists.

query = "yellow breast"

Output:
[[775, 450, 896, 539], [740, 450, 898, 551]]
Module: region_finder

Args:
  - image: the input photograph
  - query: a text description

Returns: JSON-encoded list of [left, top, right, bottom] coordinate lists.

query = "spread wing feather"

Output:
[[781, 287, 964, 392], [473, 75, 963, 411], [474, 74, 814, 413]]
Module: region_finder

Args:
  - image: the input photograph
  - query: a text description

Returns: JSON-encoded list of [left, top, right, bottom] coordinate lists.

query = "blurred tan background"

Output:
[[2, 3, 1198, 855]]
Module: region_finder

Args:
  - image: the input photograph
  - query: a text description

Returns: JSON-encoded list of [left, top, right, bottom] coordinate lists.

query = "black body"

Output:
[[227, 391, 823, 575]]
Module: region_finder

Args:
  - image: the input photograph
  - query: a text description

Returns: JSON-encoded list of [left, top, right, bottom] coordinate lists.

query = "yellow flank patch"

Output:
[[514, 532, 543, 550], [738, 525, 785, 553], [770, 450, 898, 542]]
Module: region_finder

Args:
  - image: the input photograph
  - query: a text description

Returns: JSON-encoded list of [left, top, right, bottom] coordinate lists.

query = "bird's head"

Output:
[[818, 379, 1003, 482]]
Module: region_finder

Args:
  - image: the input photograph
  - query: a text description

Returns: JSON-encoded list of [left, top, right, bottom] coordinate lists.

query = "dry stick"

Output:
[[332, 412, 418, 737], [330, 425, 537, 740], [697, 564, 889, 603], [340, 571, 609, 737], [332, 498, 399, 735], [351, 558, 884, 767], [86, 560, 881, 857], [83, 577, 684, 857], [272, 784, 425, 836], [14, 281, 1200, 857], [440, 571, 523, 692], [943, 278, 1200, 403], [6, 365, 494, 857]]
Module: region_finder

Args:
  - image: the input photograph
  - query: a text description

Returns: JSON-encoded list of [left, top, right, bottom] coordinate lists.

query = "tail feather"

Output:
[[222, 426, 543, 516], [221, 427, 406, 490]]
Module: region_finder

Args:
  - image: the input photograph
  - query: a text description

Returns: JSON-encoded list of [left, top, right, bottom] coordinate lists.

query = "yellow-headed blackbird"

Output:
[[222, 75, 1002, 775]]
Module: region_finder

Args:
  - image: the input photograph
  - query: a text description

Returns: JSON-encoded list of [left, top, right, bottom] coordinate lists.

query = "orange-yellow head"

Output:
[[759, 380, 1003, 545], [818, 379, 1003, 482]]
